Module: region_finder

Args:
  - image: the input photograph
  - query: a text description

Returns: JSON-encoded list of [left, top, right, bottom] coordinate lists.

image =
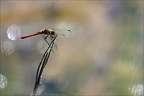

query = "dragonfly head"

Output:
[[48, 29, 55, 36], [50, 30, 55, 36]]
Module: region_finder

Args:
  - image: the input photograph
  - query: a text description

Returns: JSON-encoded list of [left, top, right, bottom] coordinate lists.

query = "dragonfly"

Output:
[[21, 28, 71, 52], [21, 28, 71, 38]]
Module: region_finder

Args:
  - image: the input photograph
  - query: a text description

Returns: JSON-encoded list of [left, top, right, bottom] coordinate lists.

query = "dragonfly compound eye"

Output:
[[51, 31, 55, 35]]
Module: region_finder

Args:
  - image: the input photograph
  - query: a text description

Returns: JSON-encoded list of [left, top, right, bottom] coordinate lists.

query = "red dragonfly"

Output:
[[21, 28, 71, 52], [21, 28, 71, 38]]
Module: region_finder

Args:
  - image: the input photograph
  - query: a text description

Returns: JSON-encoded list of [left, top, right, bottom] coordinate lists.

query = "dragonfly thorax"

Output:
[[41, 28, 55, 36]]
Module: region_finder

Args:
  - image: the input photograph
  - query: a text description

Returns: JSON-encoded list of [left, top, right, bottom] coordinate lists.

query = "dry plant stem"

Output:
[[32, 35, 58, 96]]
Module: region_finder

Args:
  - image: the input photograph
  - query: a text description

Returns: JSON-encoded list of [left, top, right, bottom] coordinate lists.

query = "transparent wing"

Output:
[[51, 28, 72, 38]]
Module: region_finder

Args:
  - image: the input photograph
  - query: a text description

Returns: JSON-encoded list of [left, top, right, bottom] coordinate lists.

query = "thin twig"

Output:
[[32, 35, 58, 96]]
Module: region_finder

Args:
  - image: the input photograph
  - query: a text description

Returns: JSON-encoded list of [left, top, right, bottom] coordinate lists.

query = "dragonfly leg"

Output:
[[44, 35, 54, 53], [44, 35, 50, 45]]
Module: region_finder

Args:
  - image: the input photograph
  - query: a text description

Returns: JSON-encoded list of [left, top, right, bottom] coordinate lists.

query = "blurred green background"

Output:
[[0, 1, 143, 96]]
